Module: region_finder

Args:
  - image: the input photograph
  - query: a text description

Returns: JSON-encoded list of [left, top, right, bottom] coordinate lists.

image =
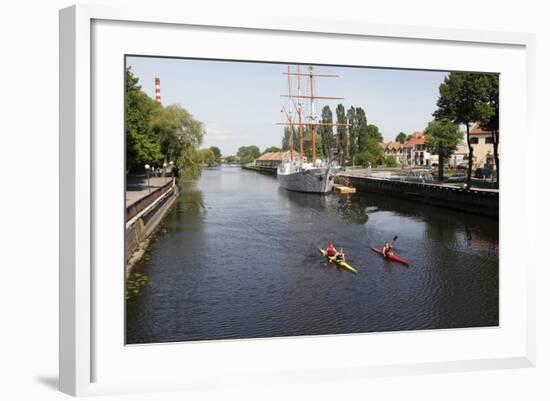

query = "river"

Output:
[[126, 166, 499, 344]]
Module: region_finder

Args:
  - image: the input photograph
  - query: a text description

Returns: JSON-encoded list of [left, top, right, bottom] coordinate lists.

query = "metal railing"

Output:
[[126, 178, 174, 222]]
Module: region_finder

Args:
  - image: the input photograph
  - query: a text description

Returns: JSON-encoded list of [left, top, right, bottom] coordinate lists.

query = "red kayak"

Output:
[[371, 247, 410, 266]]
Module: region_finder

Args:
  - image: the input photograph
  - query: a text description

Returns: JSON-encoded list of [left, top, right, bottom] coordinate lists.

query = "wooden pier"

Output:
[[333, 183, 356, 194]]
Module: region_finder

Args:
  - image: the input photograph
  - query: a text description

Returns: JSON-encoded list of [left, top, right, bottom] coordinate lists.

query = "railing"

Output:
[[126, 178, 174, 222]]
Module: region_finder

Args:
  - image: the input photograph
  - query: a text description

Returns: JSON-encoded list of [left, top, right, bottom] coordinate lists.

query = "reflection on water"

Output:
[[126, 167, 498, 344]]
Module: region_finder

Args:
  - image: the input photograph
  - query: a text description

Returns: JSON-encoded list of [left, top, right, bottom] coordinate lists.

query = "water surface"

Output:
[[126, 166, 498, 344]]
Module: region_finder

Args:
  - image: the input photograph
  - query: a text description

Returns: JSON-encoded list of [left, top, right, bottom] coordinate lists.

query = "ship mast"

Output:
[[309, 67, 317, 163], [279, 65, 348, 164], [297, 65, 303, 163], [287, 65, 294, 161]]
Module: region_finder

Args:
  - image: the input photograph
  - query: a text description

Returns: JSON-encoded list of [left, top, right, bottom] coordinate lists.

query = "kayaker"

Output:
[[382, 242, 393, 257], [336, 248, 346, 262], [326, 242, 337, 257]]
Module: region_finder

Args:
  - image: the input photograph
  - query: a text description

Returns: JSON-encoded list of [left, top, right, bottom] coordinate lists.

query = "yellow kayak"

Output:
[[318, 248, 358, 274]]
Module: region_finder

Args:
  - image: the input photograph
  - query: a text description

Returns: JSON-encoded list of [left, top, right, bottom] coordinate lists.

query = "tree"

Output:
[[433, 72, 490, 187], [395, 132, 407, 144], [199, 148, 216, 166], [346, 106, 358, 158], [209, 146, 222, 164], [237, 145, 261, 165], [424, 120, 463, 162], [476, 74, 499, 184], [281, 127, 298, 152], [125, 67, 205, 179], [149, 104, 205, 180], [355, 147, 383, 167], [335, 104, 348, 163], [224, 155, 237, 164], [319, 105, 334, 160], [385, 156, 397, 167], [125, 67, 163, 173], [263, 146, 281, 154], [356, 107, 369, 152]]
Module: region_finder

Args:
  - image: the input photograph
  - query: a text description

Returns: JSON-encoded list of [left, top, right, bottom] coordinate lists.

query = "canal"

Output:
[[126, 166, 499, 344]]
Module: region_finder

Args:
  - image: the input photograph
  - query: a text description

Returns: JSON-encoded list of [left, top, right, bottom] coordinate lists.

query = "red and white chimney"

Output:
[[155, 77, 161, 103]]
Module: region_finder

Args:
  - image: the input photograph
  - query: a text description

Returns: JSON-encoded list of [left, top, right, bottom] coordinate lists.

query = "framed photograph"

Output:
[[60, 4, 536, 396]]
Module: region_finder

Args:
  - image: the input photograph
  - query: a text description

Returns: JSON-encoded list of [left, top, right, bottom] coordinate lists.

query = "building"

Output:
[[469, 122, 497, 169], [384, 131, 432, 167], [450, 141, 469, 167], [254, 151, 301, 168]]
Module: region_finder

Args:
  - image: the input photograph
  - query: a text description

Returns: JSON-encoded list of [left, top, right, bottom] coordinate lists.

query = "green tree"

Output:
[[335, 104, 348, 163], [149, 104, 205, 180], [346, 106, 358, 159], [424, 120, 463, 162], [125, 67, 163, 173], [356, 107, 369, 152], [319, 105, 334, 160], [199, 148, 216, 166], [355, 147, 383, 167], [433, 72, 491, 187], [385, 156, 397, 167], [209, 146, 222, 164], [237, 145, 261, 165], [263, 146, 281, 153], [395, 132, 407, 144], [281, 127, 299, 152], [476, 74, 499, 184]]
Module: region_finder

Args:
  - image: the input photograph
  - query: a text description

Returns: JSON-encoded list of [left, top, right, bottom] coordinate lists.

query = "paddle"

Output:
[[390, 235, 398, 247]]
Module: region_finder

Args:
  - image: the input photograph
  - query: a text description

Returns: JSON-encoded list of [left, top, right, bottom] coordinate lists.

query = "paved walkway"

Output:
[[126, 176, 172, 207]]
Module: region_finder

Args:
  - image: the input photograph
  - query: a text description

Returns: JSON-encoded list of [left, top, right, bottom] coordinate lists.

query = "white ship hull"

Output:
[[277, 165, 336, 193]]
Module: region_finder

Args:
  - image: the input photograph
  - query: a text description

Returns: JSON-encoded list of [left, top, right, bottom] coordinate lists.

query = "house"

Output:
[[450, 141, 469, 167], [468, 122, 497, 169], [254, 151, 301, 168], [384, 131, 432, 166]]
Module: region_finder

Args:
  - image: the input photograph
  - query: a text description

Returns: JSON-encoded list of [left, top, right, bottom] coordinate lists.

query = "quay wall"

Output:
[[241, 164, 277, 176], [341, 175, 498, 218], [125, 180, 179, 276]]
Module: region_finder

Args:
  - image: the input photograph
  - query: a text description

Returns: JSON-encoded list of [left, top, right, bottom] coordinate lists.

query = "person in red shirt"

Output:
[[326, 242, 337, 257]]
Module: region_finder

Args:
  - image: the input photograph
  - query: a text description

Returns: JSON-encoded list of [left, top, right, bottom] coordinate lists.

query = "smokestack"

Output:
[[155, 77, 161, 103]]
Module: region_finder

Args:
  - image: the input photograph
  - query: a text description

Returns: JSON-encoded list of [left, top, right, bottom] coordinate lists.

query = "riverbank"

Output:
[[125, 177, 179, 277], [241, 164, 277, 175], [338, 174, 498, 218]]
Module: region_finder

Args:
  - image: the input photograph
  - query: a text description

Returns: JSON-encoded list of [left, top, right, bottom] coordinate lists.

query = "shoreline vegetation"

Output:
[[126, 67, 205, 180]]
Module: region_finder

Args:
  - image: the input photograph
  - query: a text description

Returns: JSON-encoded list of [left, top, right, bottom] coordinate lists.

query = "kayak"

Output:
[[370, 247, 410, 266], [319, 248, 358, 274]]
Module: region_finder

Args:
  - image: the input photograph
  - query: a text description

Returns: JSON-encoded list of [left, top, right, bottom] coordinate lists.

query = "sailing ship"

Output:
[[277, 65, 347, 193]]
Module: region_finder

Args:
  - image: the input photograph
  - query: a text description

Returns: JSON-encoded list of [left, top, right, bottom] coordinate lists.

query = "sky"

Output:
[[127, 56, 449, 156]]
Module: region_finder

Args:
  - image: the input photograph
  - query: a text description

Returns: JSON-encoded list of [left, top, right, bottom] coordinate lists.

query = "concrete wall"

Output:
[[125, 185, 179, 275], [344, 176, 498, 218], [241, 164, 277, 176]]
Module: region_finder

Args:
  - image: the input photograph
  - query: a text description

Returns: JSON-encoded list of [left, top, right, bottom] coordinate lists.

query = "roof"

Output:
[[405, 131, 426, 147], [255, 150, 300, 162], [385, 131, 426, 150], [470, 122, 492, 135]]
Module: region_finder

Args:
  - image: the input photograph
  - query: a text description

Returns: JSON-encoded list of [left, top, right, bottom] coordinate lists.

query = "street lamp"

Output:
[[163, 162, 168, 182], [169, 161, 174, 183], [145, 164, 151, 193]]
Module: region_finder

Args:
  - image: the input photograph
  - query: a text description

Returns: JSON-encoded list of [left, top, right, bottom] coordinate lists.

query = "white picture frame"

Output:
[[59, 4, 536, 397]]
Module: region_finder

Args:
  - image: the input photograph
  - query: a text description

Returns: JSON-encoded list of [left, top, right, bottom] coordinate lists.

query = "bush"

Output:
[[355, 151, 379, 167], [385, 156, 397, 167]]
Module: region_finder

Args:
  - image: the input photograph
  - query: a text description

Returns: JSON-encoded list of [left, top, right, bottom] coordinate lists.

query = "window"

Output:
[[485, 137, 494, 144], [470, 137, 479, 144]]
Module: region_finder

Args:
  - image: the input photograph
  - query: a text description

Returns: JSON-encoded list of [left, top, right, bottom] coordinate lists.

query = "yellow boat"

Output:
[[318, 248, 358, 274]]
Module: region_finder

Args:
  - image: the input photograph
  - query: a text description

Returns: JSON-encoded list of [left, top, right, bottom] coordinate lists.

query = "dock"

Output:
[[333, 183, 356, 194]]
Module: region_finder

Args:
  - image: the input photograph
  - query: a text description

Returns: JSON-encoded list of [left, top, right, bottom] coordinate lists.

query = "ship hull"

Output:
[[277, 167, 335, 193]]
